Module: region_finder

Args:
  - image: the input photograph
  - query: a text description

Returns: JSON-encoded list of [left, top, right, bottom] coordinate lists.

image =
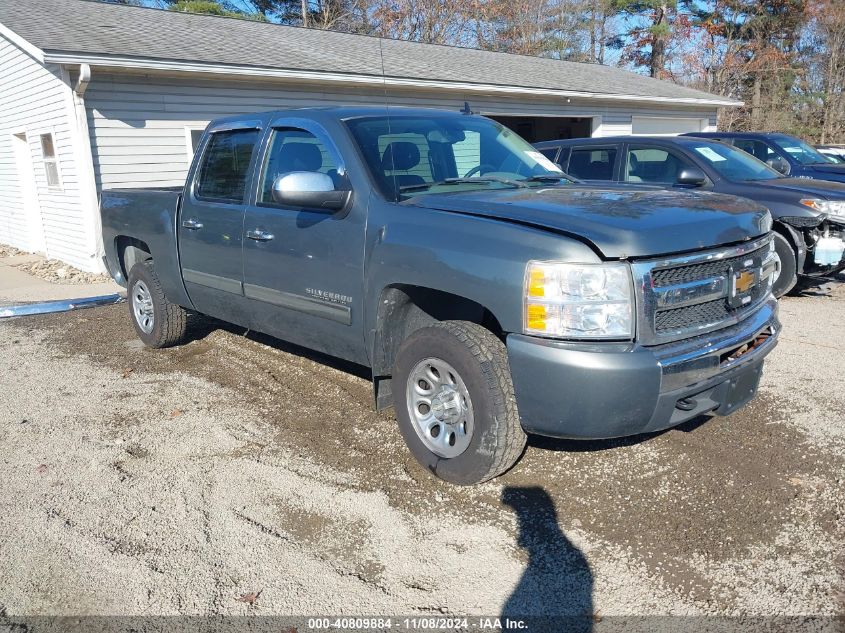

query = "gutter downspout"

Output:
[[75, 62, 91, 96]]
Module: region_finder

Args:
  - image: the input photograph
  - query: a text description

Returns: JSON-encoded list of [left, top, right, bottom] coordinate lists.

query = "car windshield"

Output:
[[688, 141, 782, 182], [344, 114, 570, 201], [770, 134, 832, 165]]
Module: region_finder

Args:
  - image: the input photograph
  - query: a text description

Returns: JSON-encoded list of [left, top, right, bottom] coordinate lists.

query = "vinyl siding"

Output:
[[85, 72, 718, 189], [0, 37, 93, 269], [595, 113, 633, 137]]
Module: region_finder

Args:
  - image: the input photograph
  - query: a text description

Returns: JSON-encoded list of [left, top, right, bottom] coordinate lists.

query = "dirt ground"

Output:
[[1, 276, 843, 626]]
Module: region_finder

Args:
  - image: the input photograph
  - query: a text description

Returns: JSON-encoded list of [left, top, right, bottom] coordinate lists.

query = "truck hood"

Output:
[[750, 176, 845, 199], [407, 185, 771, 259]]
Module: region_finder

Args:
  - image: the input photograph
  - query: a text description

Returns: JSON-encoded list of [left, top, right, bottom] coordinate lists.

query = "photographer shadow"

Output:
[[501, 486, 594, 633]]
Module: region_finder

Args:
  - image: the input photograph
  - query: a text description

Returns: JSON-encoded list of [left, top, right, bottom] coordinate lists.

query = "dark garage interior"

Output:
[[487, 115, 594, 143]]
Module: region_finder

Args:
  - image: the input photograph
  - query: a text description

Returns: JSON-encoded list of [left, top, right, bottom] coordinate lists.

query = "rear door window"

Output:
[[195, 129, 260, 203], [565, 146, 617, 180]]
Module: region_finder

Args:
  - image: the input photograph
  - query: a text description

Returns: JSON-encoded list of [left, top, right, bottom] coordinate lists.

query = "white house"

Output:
[[0, 0, 739, 272]]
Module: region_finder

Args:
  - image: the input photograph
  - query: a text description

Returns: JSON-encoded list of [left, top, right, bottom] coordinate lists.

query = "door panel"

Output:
[[178, 127, 260, 325], [242, 121, 366, 364]]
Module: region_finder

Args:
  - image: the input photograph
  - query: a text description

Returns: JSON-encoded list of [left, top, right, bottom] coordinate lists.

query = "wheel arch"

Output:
[[772, 220, 807, 273], [115, 236, 153, 283], [370, 284, 504, 410]]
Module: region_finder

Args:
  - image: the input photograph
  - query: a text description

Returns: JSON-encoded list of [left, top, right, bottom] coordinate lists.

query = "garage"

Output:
[[486, 115, 596, 143], [632, 116, 709, 136]]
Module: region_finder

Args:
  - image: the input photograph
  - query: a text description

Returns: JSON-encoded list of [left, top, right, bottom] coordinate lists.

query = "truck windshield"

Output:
[[344, 114, 570, 201], [688, 141, 782, 182], [770, 134, 832, 165]]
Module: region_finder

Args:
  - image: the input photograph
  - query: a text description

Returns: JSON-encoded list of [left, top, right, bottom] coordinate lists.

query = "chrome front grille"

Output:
[[651, 244, 770, 287], [654, 298, 729, 333], [632, 236, 776, 346]]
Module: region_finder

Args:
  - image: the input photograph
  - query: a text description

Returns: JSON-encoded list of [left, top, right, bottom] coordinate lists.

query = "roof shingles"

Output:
[[0, 0, 735, 104]]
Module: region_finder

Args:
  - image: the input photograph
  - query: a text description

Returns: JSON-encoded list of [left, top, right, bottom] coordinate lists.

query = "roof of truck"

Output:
[[206, 105, 478, 127]]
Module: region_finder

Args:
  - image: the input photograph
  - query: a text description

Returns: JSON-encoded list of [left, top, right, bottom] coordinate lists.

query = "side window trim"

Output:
[[265, 117, 347, 175], [191, 127, 262, 206], [557, 147, 571, 173]]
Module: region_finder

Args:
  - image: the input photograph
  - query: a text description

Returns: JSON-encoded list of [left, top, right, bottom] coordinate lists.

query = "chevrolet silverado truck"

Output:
[[101, 107, 780, 485]]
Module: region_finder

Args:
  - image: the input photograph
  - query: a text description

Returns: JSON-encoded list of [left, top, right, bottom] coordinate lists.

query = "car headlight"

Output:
[[524, 261, 634, 339], [800, 199, 845, 221]]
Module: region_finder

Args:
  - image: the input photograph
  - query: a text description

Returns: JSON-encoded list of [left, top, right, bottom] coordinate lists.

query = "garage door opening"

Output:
[[487, 115, 594, 143]]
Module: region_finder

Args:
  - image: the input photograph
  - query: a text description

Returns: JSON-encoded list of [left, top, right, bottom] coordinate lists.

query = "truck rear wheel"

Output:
[[392, 321, 526, 485], [127, 261, 188, 348]]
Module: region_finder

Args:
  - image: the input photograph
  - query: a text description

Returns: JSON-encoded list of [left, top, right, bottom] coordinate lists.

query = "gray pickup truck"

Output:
[[101, 106, 780, 484]]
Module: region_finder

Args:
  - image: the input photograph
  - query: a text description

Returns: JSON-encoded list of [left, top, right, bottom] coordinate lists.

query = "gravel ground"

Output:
[[0, 278, 843, 627], [11, 257, 112, 285], [0, 245, 23, 258]]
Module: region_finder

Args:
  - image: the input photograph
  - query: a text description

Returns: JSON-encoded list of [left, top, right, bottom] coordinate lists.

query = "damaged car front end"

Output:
[[780, 205, 845, 279]]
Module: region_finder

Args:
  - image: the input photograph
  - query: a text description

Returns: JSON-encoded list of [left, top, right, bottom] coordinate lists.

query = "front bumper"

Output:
[[507, 298, 780, 439]]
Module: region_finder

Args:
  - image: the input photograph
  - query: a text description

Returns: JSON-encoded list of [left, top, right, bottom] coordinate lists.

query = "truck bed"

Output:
[[100, 188, 191, 307]]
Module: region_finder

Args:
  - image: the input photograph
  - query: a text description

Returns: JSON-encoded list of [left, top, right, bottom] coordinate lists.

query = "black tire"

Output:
[[127, 261, 188, 348], [771, 232, 797, 298], [392, 321, 527, 485]]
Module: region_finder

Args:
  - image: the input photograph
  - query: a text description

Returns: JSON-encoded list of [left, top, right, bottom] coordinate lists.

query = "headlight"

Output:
[[524, 261, 634, 339], [800, 199, 845, 221]]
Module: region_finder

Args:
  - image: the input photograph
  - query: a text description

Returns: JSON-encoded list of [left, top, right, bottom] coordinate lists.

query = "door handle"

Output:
[[182, 218, 203, 230], [246, 229, 274, 242]]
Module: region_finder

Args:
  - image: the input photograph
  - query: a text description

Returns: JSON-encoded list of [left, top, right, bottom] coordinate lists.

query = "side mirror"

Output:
[[271, 172, 351, 211], [766, 156, 790, 175], [676, 167, 707, 187]]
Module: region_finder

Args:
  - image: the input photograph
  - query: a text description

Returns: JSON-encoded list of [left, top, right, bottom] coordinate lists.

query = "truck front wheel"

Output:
[[127, 261, 188, 348], [771, 232, 797, 297], [392, 321, 527, 485]]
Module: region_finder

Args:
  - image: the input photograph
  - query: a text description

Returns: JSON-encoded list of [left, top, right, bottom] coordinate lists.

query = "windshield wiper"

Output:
[[399, 176, 529, 192], [521, 174, 571, 183]]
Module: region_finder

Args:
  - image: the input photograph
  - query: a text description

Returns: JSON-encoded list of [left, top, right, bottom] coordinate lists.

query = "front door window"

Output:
[[625, 146, 689, 184]]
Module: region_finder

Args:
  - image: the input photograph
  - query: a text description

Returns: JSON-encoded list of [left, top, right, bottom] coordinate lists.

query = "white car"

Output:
[[816, 145, 845, 164]]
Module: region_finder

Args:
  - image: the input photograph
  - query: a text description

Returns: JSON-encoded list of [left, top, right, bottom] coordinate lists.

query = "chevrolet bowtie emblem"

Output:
[[735, 269, 756, 294]]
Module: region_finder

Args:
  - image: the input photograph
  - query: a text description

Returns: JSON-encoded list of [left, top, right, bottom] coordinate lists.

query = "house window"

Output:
[[40, 133, 61, 189]]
